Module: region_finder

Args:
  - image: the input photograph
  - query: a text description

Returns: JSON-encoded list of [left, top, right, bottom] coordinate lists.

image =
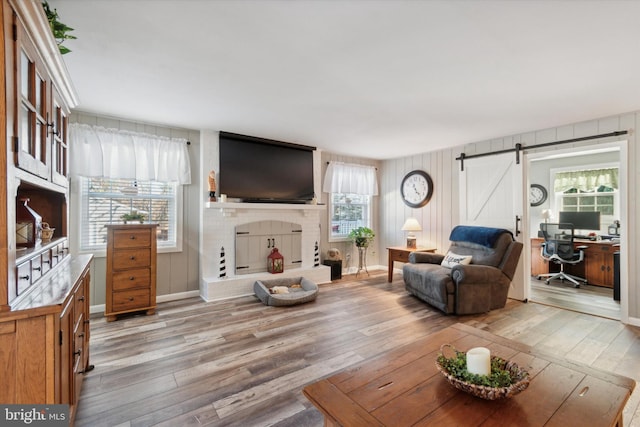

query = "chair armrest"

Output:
[[450, 264, 505, 284], [409, 252, 445, 264]]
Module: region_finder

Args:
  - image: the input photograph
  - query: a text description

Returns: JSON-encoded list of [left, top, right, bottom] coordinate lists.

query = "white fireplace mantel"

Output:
[[205, 201, 326, 217], [199, 202, 331, 301]]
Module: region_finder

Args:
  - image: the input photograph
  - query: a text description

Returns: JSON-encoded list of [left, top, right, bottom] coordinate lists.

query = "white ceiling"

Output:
[[49, 0, 640, 160]]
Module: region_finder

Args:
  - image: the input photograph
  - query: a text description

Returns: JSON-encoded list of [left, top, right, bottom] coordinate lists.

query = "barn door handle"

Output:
[[515, 215, 522, 236]]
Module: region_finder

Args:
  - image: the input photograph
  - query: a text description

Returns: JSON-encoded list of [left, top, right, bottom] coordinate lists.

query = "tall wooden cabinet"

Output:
[[105, 224, 157, 321], [0, 1, 92, 425]]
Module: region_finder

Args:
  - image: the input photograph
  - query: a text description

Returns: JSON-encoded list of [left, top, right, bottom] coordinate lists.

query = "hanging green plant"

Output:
[[42, 1, 76, 55]]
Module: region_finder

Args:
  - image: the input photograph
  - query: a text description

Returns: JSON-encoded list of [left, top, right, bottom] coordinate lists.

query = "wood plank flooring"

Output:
[[76, 271, 640, 427], [530, 277, 621, 320]]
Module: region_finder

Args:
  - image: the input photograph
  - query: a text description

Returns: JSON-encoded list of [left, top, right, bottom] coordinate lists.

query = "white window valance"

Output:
[[323, 161, 378, 196], [69, 123, 192, 184]]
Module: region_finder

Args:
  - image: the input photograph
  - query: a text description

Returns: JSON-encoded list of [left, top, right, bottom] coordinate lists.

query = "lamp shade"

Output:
[[401, 218, 422, 248], [401, 217, 422, 232], [541, 209, 554, 222]]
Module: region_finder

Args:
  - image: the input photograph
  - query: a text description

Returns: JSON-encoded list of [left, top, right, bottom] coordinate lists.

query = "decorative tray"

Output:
[[436, 344, 530, 400]]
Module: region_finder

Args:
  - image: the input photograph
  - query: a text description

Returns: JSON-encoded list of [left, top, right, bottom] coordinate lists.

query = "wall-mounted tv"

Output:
[[218, 132, 315, 203], [558, 211, 601, 231]]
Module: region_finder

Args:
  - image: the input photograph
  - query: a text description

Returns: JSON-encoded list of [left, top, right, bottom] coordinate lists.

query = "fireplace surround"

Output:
[[200, 202, 331, 301]]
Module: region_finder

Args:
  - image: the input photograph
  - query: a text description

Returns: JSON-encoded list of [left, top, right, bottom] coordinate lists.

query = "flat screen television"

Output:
[[558, 211, 601, 231], [218, 132, 315, 203]]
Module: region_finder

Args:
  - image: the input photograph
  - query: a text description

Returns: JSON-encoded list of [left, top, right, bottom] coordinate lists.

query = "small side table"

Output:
[[387, 246, 436, 282], [322, 259, 342, 280]]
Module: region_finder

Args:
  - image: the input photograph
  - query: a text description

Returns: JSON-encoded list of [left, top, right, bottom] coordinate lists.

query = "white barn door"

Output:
[[459, 152, 527, 301]]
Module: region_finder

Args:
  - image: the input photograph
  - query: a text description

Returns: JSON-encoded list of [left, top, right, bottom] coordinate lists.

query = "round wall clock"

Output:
[[530, 184, 548, 207], [401, 170, 434, 208]]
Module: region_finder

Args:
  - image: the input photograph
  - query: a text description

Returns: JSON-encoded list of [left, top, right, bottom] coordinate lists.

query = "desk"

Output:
[[531, 238, 617, 288], [386, 246, 436, 282], [303, 323, 635, 427]]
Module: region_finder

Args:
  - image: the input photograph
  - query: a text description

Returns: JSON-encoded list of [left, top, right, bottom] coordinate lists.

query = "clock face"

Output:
[[530, 184, 547, 207], [401, 170, 434, 208]]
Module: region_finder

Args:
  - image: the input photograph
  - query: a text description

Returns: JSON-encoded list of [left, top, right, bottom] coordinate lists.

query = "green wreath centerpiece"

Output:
[[436, 344, 530, 400]]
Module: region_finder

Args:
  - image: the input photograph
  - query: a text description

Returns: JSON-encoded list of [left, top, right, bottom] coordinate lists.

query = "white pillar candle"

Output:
[[466, 347, 491, 376]]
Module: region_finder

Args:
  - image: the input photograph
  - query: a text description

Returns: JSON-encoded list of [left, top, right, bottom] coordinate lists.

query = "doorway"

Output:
[[526, 142, 626, 321]]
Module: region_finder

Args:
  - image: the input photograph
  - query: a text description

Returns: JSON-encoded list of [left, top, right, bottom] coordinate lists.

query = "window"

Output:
[[560, 192, 615, 215], [78, 177, 181, 252], [552, 166, 619, 229], [329, 193, 371, 241]]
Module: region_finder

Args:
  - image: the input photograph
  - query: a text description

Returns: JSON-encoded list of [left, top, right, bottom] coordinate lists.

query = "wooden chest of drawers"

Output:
[[105, 224, 157, 321]]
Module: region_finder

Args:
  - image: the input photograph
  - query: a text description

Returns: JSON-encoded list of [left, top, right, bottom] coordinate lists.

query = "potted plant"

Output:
[[121, 211, 145, 224], [349, 227, 375, 247], [42, 1, 76, 55]]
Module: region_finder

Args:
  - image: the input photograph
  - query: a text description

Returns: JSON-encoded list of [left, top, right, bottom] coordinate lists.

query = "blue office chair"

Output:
[[537, 223, 588, 288]]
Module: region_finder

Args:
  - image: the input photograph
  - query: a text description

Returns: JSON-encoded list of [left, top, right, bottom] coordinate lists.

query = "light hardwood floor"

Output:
[[530, 277, 621, 320], [76, 271, 640, 426]]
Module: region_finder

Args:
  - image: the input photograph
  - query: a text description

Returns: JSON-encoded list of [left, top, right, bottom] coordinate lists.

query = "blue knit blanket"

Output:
[[449, 225, 513, 248]]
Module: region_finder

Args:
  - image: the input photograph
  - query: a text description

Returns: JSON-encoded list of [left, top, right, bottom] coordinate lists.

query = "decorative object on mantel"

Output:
[[219, 246, 226, 278], [208, 170, 217, 202], [314, 241, 320, 267], [436, 344, 530, 400], [267, 248, 284, 274], [40, 222, 55, 242], [16, 198, 42, 248], [42, 1, 76, 55], [401, 217, 422, 249]]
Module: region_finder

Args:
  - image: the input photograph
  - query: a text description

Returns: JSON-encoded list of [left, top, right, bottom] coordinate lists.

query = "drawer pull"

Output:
[[78, 332, 85, 338], [128, 297, 134, 301], [74, 349, 82, 356], [130, 235, 136, 240], [43, 260, 50, 264], [33, 266, 41, 271], [129, 276, 135, 280], [19, 274, 30, 281], [130, 256, 136, 260], [78, 296, 85, 302]]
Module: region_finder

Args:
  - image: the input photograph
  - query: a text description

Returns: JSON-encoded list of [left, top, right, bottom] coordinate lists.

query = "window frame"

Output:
[[74, 176, 183, 257], [327, 192, 372, 243]]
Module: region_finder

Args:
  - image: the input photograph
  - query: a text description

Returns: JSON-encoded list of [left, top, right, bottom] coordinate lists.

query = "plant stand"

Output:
[[356, 246, 369, 277]]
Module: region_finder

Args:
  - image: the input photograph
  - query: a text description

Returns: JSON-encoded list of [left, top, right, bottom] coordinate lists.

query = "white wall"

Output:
[[70, 112, 201, 307], [380, 111, 639, 321]]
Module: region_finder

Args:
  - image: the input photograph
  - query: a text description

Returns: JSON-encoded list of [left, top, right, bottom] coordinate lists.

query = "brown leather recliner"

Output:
[[402, 225, 523, 315]]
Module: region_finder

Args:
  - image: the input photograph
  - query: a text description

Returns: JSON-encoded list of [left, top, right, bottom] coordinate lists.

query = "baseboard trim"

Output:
[[90, 290, 201, 315]]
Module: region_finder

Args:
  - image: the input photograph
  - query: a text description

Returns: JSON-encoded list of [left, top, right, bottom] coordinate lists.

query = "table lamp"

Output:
[[401, 217, 422, 249]]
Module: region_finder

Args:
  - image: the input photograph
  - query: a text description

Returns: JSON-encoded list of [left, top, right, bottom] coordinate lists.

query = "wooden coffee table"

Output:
[[303, 323, 635, 427]]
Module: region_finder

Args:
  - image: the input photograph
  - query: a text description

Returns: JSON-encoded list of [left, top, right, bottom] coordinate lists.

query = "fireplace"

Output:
[[235, 220, 302, 275], [200, 202, 331, 301]]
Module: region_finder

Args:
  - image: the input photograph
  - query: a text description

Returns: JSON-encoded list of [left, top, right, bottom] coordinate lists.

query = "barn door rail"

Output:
[[456, 130, 628, 172]]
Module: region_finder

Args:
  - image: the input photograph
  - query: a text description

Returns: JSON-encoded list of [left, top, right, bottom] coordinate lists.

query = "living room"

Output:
[[2, 1, 640, 426]]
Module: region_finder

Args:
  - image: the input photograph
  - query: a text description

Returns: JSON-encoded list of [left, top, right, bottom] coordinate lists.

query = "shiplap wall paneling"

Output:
[[380, 110, 639, 323]]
